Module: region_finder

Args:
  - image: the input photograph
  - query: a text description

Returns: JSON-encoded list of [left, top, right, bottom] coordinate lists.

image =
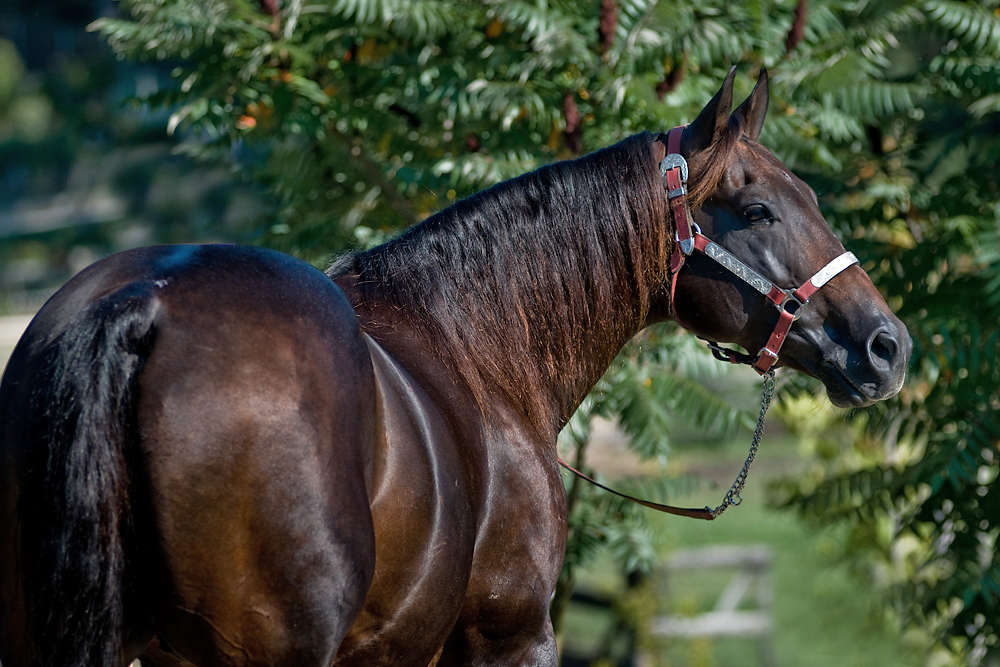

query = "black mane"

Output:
[[328, 132, 670, 425]]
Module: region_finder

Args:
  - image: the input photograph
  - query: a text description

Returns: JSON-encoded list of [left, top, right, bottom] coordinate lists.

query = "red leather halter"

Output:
[[558, 127, 861, 521], [662, 125, 859, 374]]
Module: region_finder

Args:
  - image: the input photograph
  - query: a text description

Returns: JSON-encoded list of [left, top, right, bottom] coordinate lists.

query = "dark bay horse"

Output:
[[0, 69, 909, 666]]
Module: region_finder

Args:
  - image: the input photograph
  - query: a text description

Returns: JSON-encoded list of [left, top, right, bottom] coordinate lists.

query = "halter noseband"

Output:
[[661, 125, 859, 374]]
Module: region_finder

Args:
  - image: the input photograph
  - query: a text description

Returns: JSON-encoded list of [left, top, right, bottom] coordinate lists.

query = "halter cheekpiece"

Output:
[[661, 125, 859, 374]]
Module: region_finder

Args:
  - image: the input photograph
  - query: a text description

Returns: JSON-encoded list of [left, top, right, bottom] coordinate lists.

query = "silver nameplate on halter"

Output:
[[659, 153, 689, 183], [810, 251, 859, 289], [704, 242, 774, 296]]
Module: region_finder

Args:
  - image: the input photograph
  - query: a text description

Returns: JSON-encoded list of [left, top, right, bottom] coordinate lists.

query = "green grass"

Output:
[[651, 492, 922, 666], [562, 430, 932, 667]]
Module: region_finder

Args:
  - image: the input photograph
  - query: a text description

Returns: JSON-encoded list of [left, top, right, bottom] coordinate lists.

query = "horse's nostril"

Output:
[[868, 329, 898, 370]]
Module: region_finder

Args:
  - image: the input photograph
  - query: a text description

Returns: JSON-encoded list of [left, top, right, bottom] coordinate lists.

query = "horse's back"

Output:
[[0, 244, 378, 666]]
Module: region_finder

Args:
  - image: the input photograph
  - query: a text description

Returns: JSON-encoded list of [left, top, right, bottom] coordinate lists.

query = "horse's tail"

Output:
[[24, 283, 158, 667]]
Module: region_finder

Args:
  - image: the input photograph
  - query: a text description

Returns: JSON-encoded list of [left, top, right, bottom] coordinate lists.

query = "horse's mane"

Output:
[[327, 128, 739, 426]]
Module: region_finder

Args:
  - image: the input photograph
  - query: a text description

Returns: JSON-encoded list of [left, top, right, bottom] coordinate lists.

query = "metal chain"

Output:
[[710, 369, 776, 519]]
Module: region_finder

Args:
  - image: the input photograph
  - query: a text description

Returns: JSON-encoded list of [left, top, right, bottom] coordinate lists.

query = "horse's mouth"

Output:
[[793, 353, 880, 408], [820, 361, 880, 408]]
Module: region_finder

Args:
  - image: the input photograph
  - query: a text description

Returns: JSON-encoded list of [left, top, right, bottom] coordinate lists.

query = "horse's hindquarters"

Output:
[[1, 244, 383, 667], [129, 246, 379, 665]]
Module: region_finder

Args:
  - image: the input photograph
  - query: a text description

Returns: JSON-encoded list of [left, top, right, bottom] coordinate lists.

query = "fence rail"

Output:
[[649, 544, 776, 667]]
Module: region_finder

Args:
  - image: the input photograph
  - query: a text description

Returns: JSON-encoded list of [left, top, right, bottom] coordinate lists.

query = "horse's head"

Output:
[[668, 68, 911, 407]]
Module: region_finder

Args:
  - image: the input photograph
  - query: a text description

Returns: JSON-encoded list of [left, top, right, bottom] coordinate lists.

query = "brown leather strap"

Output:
[[752, 307, 796, 374], [558, 457, 717, 520], [663, 126, 694, 322]]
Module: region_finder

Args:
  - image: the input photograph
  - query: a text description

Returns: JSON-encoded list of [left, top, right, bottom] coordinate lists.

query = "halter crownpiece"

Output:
[[660, 125, 859, 374]]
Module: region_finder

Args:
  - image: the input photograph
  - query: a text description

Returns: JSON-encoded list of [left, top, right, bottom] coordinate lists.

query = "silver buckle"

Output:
[[759, 347, 779, 359], [660, 153, 689, 183], [675, 222, 700, 255]]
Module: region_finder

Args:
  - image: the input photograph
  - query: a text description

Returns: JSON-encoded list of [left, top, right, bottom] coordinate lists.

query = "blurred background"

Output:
[[1, 1, 999, 665]]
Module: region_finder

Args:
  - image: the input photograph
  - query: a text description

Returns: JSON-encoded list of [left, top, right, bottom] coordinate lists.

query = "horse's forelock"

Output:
[[687, 113, 746, 209]]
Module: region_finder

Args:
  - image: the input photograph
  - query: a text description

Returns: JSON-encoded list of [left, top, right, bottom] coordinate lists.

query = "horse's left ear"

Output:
[[733, 68, 769, 141], [683, 65, 738, 154]]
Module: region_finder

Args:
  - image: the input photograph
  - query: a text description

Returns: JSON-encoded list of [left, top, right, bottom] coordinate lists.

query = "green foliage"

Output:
[[553, 328, 753, 633], [88, 0, 789, 260], [767, 4, 1000, 662], [90, 0, 1000, 661]]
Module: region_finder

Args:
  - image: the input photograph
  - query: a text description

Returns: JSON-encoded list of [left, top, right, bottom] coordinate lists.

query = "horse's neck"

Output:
[[341, 133, 670, 431], [511, 140, 669, 424]]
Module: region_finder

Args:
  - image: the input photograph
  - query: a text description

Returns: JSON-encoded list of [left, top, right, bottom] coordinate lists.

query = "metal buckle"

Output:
[[675, 222, 700, 255], [659, 153, 689, 183], [778, 292, 805, 320], [704, 339, 754, 366], [757, 346, 779, 361]]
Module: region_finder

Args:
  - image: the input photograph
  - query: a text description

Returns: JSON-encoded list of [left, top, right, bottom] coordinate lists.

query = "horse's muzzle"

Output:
[[823, 313, 912, 407], [865, 318, 912, 396]]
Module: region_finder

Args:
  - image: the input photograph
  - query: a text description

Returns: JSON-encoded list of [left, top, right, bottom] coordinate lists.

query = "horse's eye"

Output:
[[742, 203, 773, 224]]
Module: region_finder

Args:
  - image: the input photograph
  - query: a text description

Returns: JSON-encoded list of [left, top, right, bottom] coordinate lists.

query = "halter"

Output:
[[662, 125, 859, 375], [558, 126, 859, 521]]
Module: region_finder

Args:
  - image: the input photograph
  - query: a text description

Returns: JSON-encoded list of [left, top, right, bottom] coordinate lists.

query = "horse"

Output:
[[0, 68, 910, 667]]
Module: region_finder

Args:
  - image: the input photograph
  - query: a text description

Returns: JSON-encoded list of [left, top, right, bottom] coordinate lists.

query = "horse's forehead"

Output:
[[731, 140, 804, 190], [733, 140, 848, 253]]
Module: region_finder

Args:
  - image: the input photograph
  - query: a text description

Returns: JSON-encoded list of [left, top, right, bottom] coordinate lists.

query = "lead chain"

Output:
[[710, 369, 776, 519]]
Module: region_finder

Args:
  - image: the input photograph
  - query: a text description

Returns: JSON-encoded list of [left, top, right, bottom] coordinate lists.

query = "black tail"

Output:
[[24, 284, 157, 667]]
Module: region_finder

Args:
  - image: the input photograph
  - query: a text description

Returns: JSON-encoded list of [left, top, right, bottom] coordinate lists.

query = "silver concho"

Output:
[[659, 153, 689, 183]]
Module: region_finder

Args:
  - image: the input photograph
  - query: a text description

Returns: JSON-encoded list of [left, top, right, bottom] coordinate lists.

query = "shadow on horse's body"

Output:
[[0, 70, 910, 666]]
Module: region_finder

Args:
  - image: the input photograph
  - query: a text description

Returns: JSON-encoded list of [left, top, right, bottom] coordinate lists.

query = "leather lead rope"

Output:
[[558, 369, 775, 521]]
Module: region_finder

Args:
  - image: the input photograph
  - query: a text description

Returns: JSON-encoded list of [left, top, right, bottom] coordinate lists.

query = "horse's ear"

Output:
[[734, 68, 769, 141], [683, 65, 737, 154]]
